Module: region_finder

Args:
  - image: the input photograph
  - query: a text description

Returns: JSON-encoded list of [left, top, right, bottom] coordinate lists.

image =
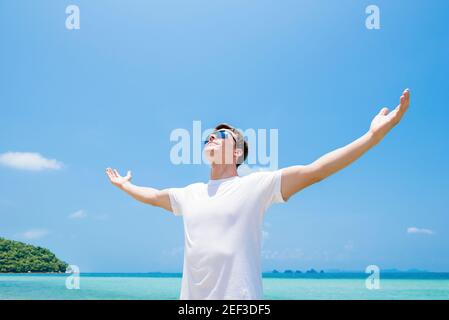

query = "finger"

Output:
[[390, 108, 400, 120], [106, 169, 113, 180], [398, 91, 409, 114], [400, 93, 406, 106], [379, 107, 389, 115], [108, 168, 116, 178], [114, 169, 120, 177], [126, 170, 132, 177], [108, 168, 117, 178], [392, 100, 406, 123], [404, 88, 410, 107], [404, 88, 410, 98]]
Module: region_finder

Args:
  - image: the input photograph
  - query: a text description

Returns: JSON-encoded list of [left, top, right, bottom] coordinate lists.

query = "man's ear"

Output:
[[234, 148, 243, 158]]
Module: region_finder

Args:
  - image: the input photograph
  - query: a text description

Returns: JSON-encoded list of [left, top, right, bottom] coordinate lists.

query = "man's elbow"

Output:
[[303, 164, 327, 185], [139, 192, 160, 207]]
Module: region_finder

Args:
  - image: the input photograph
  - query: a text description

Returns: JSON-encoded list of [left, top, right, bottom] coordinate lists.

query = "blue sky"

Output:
[[1, 0, 448, 272]]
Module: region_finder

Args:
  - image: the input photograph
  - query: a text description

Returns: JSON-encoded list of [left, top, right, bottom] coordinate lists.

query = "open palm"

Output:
[[370, 89, 410, 139], [106, 167, 132, 188]]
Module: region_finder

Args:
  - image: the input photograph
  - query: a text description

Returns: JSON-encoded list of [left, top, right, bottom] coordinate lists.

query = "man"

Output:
[[106, 89, 410, 300]]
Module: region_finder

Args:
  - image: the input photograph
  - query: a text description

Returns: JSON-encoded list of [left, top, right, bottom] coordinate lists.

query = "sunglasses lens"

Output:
[[217, 131, 227, 139], [204, 130, 232, 144]]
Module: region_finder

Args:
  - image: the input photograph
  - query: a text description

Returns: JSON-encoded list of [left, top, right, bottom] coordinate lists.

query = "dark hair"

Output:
[[214, 123, 248, 168]]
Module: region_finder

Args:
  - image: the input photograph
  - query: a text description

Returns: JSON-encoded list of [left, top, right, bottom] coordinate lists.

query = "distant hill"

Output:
[[0, 237, 68, 273]]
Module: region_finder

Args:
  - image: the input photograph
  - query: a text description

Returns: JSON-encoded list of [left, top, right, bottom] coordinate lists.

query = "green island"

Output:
[[0, 237, 68, 273]]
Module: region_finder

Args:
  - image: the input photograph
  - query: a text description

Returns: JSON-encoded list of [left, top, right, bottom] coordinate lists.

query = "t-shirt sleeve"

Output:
[[167, 187, 184, 216], [255, 169, 286, 210]]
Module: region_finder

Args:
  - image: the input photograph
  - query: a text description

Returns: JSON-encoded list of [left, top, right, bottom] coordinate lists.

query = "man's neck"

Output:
[[210, 164, 238, 180]]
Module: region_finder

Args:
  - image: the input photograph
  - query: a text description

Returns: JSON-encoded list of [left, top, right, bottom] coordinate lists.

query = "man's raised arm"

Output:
[[281, 89, 411, 201], [105, 168, 172, 212]]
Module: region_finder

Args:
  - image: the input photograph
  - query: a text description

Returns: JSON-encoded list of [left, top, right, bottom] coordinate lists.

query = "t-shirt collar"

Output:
[[207, 175, 239, 184]]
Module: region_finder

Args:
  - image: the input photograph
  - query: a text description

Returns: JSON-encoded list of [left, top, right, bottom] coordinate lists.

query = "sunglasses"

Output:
[[204, 129, 236, 145]]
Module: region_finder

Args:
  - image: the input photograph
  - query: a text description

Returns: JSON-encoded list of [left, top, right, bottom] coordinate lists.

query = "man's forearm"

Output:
[[311, 130, 381, 181], [119, 182, 161, 205]]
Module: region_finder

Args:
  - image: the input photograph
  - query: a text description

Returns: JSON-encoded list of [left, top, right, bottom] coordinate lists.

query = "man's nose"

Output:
[[208, 134, 217, 142]]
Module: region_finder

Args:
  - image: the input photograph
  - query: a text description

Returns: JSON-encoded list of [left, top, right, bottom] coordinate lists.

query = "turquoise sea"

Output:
[[1, 273, 449, 300]]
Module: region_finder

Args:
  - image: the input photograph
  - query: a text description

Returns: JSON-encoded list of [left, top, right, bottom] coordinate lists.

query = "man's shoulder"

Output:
[[183, 181, 207, 190], [168, 181, 205, 193]]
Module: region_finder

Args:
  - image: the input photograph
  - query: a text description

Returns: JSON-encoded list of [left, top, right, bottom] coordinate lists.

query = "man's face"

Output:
[[204, 129, 239, 165]]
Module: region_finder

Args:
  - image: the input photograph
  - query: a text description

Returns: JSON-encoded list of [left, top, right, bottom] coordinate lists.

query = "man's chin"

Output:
[[204, 150, 216, 163]]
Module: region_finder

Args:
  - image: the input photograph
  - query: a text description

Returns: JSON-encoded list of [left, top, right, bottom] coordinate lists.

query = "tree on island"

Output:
[[271, 269, 325, 274], [0, 237, 68, 273], [306, 268, 318, 274]]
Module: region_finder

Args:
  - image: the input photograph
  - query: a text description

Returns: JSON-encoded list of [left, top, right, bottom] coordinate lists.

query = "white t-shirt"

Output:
[[168, 169, 285, 300]]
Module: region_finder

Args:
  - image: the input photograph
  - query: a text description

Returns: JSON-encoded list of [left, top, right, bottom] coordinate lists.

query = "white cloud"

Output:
[[0, 152, 63, 171], [68, 210, 109, 221], [68, 210, 87, 219], [20, 229, 49, 240], [344, 241, 354, 251], [407, 227, 434, 235]]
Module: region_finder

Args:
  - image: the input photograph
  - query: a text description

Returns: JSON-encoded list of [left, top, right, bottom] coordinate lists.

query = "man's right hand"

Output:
[[106, 167, 132, 189]]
